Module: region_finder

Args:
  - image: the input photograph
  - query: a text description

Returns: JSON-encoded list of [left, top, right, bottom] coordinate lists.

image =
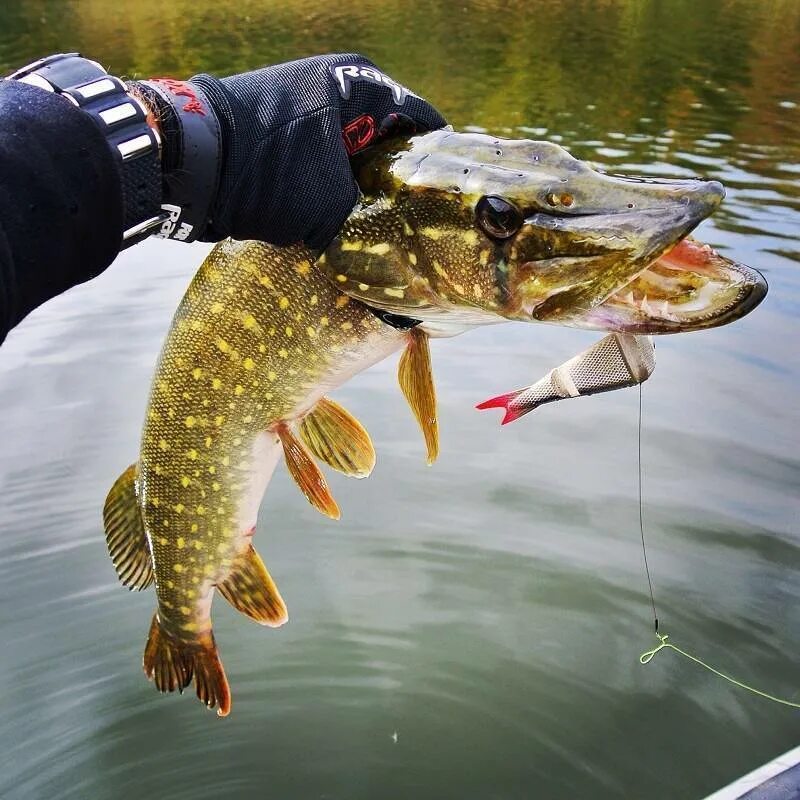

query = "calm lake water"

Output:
[[1, 1, 799, 798]]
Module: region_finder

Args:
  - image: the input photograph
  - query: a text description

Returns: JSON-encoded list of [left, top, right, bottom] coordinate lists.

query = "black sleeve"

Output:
[[0, 80, 123, 344]]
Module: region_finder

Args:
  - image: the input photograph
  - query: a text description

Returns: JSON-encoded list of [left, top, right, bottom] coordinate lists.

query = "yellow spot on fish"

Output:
[[341, 241, 363, 251], [310, 294, 318, 306], [306, 326, 316, 338], [358, 283, 370, 291], [279, 297, 290, 310], [180, 606, 191, 615], [210, 302, 224, 314], [186, 589, 196, 599], [296, 259, 311, 275], [242, 313, 257, 329], [185, 416, 196, 428], [462, 230, 479, 245], [174, 503, 185, 514], [177, 537, 185, 549], [243, 357, 255, 370], [158, 536, 168, 545], [285, 326, 293, 337], [473, 283, 483, 298], [259, 275, 272, 288], [453, 283, 465, 294], [234, 385, 245, 396], [191, 523, 199, 533], [403, 221, 414, 236], [187, 449, 198, 460], [433, 261, 448, 277], [421, 226, 444, 240], [173, 564, 184, 573], [196, 505, 206, 515], [203, 564, 214, 576], [267, 371, 277, 382], [384, 288, 405, 298], [278, 348, 288, 358], [335, 296, 350, 308], [215, 415, 225, 426], [212, 481, 221, 492], [182, 621, 198, 633], [158, 439, 169, 451], [217, 542, 227, 554], [191, 576, 199, 584], [216, 338, 230, 353], [336, 274, 348, 283], [479, 249, 490, 266], [259, 344, 266, 353], [366, 242, 391, 255], [154, 464, 163, 475], [150, 497, 160, 507], [181, 476, 191, 488], [320, 316, 329, 326], [340, 321, 353, 331], [205, 436, 213, 448], [408, 252, 417, 265], [222, 456, 230, 467], [148, 409, 160, 421], [166, 580, 175, 589], [190, 320, 206, 332]]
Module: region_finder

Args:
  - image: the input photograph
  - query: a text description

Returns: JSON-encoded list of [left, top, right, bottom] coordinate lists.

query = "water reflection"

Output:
[[0, 1, 798, 799]]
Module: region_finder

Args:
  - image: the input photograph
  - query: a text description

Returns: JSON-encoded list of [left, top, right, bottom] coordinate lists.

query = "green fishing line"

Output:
[[635, 384, 799, 710]]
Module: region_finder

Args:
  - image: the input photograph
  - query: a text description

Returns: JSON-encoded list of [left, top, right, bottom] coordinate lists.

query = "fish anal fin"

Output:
[[475, 390, 527, 425], [217, 544, 288, 627], [299, 396, 376, 478], [103, 463, 154, 590], [143, 612, 231, 717], [277, 425, 341, 519], [398, 328, 439, 464]]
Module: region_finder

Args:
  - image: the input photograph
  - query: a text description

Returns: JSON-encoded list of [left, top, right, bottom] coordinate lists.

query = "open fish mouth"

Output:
[[579, 236, 768, 333]]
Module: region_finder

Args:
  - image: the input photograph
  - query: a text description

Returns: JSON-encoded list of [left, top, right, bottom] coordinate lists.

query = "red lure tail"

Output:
[[475, 390, 527, 425]]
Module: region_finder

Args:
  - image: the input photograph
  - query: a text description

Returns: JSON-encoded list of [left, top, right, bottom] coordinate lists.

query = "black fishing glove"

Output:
[[135, 54, 446, 250]]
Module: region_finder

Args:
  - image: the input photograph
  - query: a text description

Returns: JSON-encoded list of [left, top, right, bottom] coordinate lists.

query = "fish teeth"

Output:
[[658, 300, 670, 316], [624, 290, 635, 305], [641, 295, 653, 315]]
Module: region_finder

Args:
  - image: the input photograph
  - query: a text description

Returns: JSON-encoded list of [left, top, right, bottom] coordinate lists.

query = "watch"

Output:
[[7, 53, 167, 247]]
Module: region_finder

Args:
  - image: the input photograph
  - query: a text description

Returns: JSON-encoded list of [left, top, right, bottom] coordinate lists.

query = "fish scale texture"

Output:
[[191, 53, 445, 249], [137, 240, 405, 639]]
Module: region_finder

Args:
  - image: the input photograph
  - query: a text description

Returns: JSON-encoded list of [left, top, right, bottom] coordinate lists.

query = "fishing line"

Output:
[[635, 384, 800, 710]]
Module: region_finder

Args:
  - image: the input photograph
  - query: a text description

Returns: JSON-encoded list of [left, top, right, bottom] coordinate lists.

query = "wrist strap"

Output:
[[6, 53, 164, 247], [138, 79, 222, 242]]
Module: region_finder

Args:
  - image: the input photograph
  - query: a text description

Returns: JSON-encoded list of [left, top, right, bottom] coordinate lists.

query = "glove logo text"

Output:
[[156, 204, 194, 241], [331, 65, 411, 105]]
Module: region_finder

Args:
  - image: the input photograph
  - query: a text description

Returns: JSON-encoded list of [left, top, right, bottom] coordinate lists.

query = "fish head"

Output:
[[320, 130, 766, 334]]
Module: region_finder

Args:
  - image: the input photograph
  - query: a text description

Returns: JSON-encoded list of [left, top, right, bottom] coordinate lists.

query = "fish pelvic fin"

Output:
[[277, 425, 341, 519], [103, 463, 154, 590], [475, 391, 528, 425], [217, 544, 288, 627], [398, 328, 439, 465], [299, 396, 376, 479], [143, 613, 231, 717]]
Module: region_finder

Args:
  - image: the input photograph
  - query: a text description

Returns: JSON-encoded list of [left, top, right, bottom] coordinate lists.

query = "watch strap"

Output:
[[7, 53, 165, 247]]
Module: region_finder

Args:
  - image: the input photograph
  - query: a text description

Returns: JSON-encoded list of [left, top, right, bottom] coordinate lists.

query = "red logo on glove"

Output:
[[343, 114, 376, 155], [152, 78, 206, 115]]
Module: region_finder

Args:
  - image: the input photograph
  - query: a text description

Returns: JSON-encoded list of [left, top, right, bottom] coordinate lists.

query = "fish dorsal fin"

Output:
[[277, 425, 341, 519], [103, 463, 154, 590], [299, 397, 376, 479], [217, 544, 288, 627], [398, 327, 439, 465]]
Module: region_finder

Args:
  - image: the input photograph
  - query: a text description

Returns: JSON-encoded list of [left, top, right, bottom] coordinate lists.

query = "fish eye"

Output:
[[476, 195, 523, 240]]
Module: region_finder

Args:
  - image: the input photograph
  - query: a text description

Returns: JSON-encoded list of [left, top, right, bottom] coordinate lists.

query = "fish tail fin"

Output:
[[143, 613, 231, 717], [475, 391, 528, 425]]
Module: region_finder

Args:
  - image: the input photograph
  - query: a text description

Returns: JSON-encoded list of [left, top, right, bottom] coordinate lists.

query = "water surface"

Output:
[[0, 2, 798, 798]]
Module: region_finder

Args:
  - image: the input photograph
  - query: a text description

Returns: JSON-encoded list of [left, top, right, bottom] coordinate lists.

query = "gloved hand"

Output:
[[135, 54, 446, 250]]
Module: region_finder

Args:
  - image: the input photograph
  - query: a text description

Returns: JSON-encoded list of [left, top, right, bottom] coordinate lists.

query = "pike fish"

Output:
[[103, 130, 767, 715]]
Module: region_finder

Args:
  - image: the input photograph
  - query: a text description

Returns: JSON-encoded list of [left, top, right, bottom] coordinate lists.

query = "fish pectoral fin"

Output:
[[277, 425, 341, 519], [299, 396, 376, 479], [398, 328, 439, 465], [103, 463, 154, 590], [217, 544, 288, 627], [143, 612, 231, 717]]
